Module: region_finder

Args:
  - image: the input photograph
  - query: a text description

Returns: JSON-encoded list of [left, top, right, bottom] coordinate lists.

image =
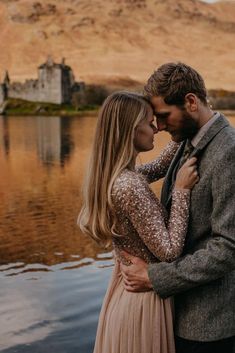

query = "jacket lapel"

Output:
[[190, 114, 229, 158], [161, 114, 230, 209], [161, 141, 186, 207]]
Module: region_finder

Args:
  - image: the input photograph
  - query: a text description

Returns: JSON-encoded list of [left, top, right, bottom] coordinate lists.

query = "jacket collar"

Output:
[[190, 113, 230, 158]]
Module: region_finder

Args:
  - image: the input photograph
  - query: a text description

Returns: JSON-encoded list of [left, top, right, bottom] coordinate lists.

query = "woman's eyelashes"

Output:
[[150, 122, 157, 132]]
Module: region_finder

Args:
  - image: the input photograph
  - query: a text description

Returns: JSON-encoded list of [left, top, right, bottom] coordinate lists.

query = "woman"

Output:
[[78, 92, 198, 353]]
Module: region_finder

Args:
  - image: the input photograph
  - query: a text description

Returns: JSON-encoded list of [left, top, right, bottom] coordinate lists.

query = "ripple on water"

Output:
[[0, 258, 113, 352]]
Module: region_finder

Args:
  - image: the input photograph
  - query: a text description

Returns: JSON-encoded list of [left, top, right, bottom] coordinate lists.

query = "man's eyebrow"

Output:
[[154, 111, 170, 118]]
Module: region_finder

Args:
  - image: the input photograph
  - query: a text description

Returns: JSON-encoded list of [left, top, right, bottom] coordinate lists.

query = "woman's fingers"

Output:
[[185, 157, 197, 166]]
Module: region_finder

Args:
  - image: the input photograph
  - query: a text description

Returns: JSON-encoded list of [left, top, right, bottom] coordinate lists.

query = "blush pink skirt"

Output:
[[93, 260, 175, 353]]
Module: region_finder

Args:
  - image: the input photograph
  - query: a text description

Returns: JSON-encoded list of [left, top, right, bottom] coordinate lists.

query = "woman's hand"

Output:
[[175, 157, 199, 190]]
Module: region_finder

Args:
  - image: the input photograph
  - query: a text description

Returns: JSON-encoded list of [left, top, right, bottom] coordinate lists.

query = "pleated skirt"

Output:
[[93, 260, 175, 353]]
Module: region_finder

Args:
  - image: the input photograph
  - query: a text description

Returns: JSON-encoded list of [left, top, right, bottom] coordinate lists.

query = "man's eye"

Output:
[[155, 113, 169, 119]]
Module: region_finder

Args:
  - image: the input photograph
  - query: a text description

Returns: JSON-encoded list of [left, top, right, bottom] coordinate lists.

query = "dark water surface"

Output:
[[0, 114, 234, 352]]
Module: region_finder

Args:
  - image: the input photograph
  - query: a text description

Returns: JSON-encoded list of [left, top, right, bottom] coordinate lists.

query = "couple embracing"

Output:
[[79, 62, 235, 353]]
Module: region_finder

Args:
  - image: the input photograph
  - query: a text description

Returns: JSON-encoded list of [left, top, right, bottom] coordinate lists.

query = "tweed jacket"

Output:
[[148, 114, 235, 341]]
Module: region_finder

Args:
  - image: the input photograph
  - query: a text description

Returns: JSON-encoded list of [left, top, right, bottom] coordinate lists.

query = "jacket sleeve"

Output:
[[148, 146, 235, 298]]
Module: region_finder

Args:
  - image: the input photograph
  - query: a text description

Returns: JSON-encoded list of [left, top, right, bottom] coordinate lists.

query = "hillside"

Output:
[[0, 0, 235, 89]]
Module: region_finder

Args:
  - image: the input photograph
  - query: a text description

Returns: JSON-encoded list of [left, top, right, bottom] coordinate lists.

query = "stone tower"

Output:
[[38, 57, 75, 104]]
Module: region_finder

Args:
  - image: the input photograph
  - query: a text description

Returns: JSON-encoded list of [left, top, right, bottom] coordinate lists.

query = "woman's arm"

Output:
[[136, 141, 180, 183], [112, 172, 190, 262]]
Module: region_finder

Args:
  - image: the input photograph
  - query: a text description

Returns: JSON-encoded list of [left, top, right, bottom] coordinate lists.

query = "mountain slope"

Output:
[[0, 0, 235, 89]]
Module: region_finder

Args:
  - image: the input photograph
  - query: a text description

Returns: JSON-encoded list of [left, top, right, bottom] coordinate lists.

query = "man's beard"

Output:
[[177, 111, 199, 142]]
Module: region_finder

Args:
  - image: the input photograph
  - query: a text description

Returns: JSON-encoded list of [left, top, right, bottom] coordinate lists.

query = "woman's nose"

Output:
[[157, 120, 167, 131]]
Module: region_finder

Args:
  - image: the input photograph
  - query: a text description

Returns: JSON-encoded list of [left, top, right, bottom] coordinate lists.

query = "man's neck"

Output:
[[198, 106, 214, 128], [191, 111, 219, 147]]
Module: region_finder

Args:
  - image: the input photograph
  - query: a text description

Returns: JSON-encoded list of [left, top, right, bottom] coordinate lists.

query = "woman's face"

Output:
[[133, 106, 158, 153]]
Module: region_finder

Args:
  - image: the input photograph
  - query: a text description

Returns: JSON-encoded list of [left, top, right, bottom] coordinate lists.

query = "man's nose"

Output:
[[157, 120, 167, 131]]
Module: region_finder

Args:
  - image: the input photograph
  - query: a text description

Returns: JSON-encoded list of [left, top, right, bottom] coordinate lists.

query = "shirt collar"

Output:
[[191, 112, 220, 147]]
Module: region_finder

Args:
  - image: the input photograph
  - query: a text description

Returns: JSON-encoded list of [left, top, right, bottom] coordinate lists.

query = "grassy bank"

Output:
[[2, 95, 235, 118], [2, 98, 99, 116]]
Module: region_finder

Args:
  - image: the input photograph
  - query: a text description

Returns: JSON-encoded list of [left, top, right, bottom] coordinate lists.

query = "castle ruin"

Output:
[[0, 58, 84, 105]]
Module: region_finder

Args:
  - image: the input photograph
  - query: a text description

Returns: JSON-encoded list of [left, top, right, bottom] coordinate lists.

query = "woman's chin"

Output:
[[146, 143, 154, 151], [137, 143, 155, 153]]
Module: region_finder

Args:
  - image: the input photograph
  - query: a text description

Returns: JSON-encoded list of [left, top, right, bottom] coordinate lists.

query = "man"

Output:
[[121, 62, 235, 353]]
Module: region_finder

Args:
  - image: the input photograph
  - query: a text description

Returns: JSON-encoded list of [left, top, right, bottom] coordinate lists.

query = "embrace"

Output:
[[78, 62, 235, 353]]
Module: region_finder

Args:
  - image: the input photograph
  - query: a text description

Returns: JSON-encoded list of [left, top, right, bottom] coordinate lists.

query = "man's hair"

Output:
[[144, 62, 208, 106]]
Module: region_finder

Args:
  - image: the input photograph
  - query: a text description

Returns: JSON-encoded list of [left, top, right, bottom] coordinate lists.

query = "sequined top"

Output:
[[111, 142, 190, 264]]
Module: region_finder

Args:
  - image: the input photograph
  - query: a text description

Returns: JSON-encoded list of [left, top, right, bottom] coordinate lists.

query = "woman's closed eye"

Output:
[[150, 122, 158, 133]]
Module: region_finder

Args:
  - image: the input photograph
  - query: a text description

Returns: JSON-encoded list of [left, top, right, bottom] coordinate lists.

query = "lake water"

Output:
[[0, 114, 234, 353]]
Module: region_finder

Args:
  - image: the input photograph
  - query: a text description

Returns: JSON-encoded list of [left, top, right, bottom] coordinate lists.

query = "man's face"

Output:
[[151, 96, 199, 142]]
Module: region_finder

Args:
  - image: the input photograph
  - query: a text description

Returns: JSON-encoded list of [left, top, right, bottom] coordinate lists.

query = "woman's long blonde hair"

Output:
[[78, 91, 151, 247]]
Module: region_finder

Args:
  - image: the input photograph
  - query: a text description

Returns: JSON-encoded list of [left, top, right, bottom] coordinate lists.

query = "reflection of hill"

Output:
[[0, 0, 235, 89], [0, 176, 107, 267]]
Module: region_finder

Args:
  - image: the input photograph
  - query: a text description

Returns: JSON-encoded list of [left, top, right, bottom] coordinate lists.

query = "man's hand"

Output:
[[120, 251, 153, 292]]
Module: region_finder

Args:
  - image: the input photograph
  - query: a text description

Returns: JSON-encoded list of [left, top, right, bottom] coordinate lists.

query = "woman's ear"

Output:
[[184, 93, 198, 112]]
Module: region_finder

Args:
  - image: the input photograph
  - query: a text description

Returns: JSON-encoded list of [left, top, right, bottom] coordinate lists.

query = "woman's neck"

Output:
[[129, 152, 138, 171]]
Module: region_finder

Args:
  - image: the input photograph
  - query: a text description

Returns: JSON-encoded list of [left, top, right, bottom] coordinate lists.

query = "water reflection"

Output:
[[0, 114, 234, 353], [37, 117, 62, 165], [0, 116, 10, 156], [36, 117, 74, 167], [0, 116, 74, 167], [0, 115, 102, 268], [0, 114, 234, 268]]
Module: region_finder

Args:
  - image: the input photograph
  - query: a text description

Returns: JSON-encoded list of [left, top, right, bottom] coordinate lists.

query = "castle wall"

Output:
[[8, 80, 39, 102], [1, 60, 84, 105]]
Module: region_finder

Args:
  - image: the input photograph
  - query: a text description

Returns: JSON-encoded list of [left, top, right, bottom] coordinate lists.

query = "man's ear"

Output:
[[184, 93, 198, 112]]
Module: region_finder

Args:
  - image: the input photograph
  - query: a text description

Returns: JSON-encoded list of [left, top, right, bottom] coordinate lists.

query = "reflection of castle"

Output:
[[0, 115, 74, 166], [37, 117, 61, 164], [37, 117, 74, 166], [0, 57, 84, 105], [0, 116, 10, 156]]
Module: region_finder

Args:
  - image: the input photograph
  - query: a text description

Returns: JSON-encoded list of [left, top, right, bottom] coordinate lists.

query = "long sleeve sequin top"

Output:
[[111, 142, 190, 264], [136, 141, 180, 183]]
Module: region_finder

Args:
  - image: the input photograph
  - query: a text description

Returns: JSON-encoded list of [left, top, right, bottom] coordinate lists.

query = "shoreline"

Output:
[[3, 109, 235, 118], [0, 98, 100, 117], [1, 98, 234, 118], [3, 109, 99, 117]]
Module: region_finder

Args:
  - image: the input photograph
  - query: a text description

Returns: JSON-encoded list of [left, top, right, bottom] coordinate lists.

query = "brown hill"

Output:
[[0, 0, 235, 90]]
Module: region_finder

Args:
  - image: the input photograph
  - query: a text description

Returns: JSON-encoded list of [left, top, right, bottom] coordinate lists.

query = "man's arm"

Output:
[[120, 255, 153, 292], [122, 147, 235, 297], [149, 146, 235, 298]]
